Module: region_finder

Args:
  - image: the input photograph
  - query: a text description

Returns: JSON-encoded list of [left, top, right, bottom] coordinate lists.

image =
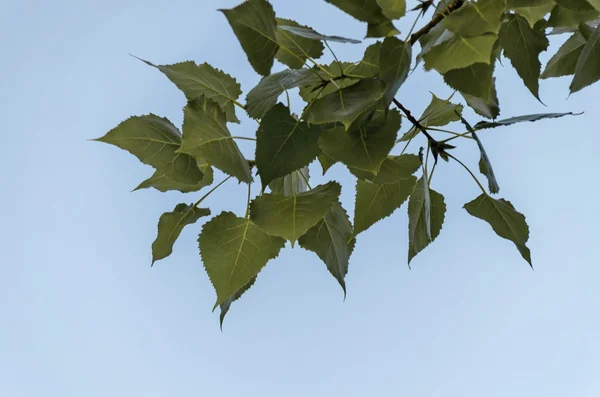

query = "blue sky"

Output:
[[2, 1, 599, 396]]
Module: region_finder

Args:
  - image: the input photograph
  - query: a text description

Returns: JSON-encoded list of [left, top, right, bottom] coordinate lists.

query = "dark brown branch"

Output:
[[409, 0, 466, 45], [392, 99, 435, 142]]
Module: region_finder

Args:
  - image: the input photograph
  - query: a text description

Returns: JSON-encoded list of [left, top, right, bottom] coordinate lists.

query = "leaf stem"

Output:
[[325, 40, 344, 76], [298, 168, 312, 189], [404, 9, 424, 42], [447, 153, 486, 194], [428, 161, 437, 187], [232, 136, 257, 141], [194, 175, 233, 208], [245, 182, 252, 219]]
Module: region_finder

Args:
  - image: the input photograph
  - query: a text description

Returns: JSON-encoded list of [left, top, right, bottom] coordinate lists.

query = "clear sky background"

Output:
[[2, 1, 599, 396]]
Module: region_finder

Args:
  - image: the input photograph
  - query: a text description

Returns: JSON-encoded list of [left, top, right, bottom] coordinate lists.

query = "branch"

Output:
[[409, 0, 466, 45], [392, 99, 435, 142]]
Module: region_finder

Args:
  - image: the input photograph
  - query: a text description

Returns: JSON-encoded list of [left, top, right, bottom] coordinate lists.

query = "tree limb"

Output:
[[409, 0, 466, 45]]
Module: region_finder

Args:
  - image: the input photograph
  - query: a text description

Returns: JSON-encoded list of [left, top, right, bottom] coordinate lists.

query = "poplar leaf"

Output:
[[423, 33, 498, 74], [570, 24, 600, 92], [134, 165, 214, 193], [219, 277, 256, 330], [443, 0, 505, 36], [542, 32, 587, 78], [408, 180, 446, 264], [379, 37, 412, 105], [275, 19, 325, 69]]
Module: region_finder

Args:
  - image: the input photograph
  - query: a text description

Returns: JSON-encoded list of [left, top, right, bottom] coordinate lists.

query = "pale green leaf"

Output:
[[512, 0, 555, 27], [134, 58, 242, 123], [152, 204, 210, 264], [443, 0, 506, 36], [347, 42, 382, 78], [408, 179, 446, 264], [464, 194, 532, 266], [277, 24, 361, 43], [588, 0, 600, 10], [548, 4, 600, 27], [180, 97, 252, 183], [570, 23, 600, 92], [298, 201, 355, 296], [134, 164, 214, 193], [319, 110, 400, 173], [379, 37, 412, 105], [219, 277, 256, 330], [400, 93, 464, 141], [376, 0, 406, 19], [250, 182, 342, 244], [95, 115, 204, 185], [220, 0, 279, 76], [499, 14, 549, 100], [275, 19, 325, 69], [542, 32, 587, 78], [423, 33, 498, 74], [256, 104, 321, 189], [416, 23, 449, 66], [556, 0, 595, 10], [306, 77, 387, 130], [474, 112, 578, 128], [462, 78, 500, 119], [246, 69, 321, 119], [269, 166, 310, 196], [199, 212, 286, 308], [324, 0, 399, 37]]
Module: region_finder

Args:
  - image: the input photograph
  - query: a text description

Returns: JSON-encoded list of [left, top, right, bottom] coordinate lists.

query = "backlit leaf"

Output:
[[347, 42, 382, 78], [376, 0, 406, 19], [95, 115, 204, 185], [464, 194, 532, 266], [324, 0, 399, 37], [372, 154, 421, 184], [462, 78, 500, 119], [512, 0, 555, 27], [423, 33, 498, 74], [219, 277, 256, 330], [542, 31, 587, 78], [548, 4, 600, 27], [220, 0, 279, 76], [474, 112, 578, 129], [298, 201, 355, 296], [407, 179, 446, 264], [134, 164, 214, 193], [570, 23, 600, 92], [152, 204, 210, 264], [400, 93, 464, 141], [269, 166, 310, 196], [199, 212, 286, 308], [298, 62, 359, 102], [180, 97, 252, 183], [250, 182, 341, 244], [443, 0, 506, 36], [379, 37, 412, 105], [556, 0, 595, 11], [278, 24, 361, 43], [256, 104, 320, 189], [275, 19, 325, 69]]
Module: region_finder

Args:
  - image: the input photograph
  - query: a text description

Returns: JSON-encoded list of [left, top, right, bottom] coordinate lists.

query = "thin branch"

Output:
[[194, 176, 233, 208], [392, 98, 436, 142], [409, 0, 466, 45]]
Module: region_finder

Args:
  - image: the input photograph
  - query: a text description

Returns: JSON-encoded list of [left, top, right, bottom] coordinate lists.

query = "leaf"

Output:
[[275, 19, 325, 69], [134, 164, 214, 193], [400, 93, 464, 141], [542, 32, 587, 78], [199, 212, 286, 308], [513, 1, 556, 27], [371, 154, 421, 184], [180, 97, 252, 183], [318, 152, 337, 175], [220, 0, 279, 76], [556, 0, 596, 11], [499, 14, 549, 100], [256, 104, 321, 189], [269, 166, 310, 196], [347, 42, 382, 78], [324, 0, 399, 37], [246, 69, 322, 119], [464, 194, 532, 266], [407, 179, 446, 264], [570, 23, 600, 92], [507, 0, 555, 6], [444, 62, 495, 100], [423, 33, 498, 74], [473, 132, 500, 194], [95, 115, 204, 185], [219, 276, 256, 330], [548, 4, 600, 27], [277, 24, 361, 43], [462, 78, 501, 119], [152, 204, 210, 264], [376, 0, 406, 19], [298, 201, 355, 296], [306, 77, 387, 130], [134, 58, 243, 124], [379, 37, 412, 105], [353, 164, 417, 236], [250, 182, 341, 244], [474, 112, 579, 129], [319, 110, 400, 173], [443, 0, 506, 36]]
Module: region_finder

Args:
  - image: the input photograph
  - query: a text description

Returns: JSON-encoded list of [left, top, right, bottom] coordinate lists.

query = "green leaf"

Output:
[[134, 164, 214, 193], [318, 152, 337, 175], [444, 62, 495, 100], [376, 0, 406, 19], [246, 69, 321, 119], [95, 115, 204, 185], [199, 212, 286, 308], [542, 32, 587, 78], [250, 182, 342, 244], [588, 0, 600, 10], [473, 131, 500, 194], [416, 23, 448, 67], [219, 277, 256, 330], [353, 165, 417, 236], [256, 104, 321, 189], [464, 194, 532, 266], [298, 201, 355, 296], [407, 179, 446, 264], [462, 78, 500, 119], [474, 112, 578, 129], [220, 0, 279, 76], [269, 166, 310, 196], [152, 204, 210, 264], [372, 154, 421, 184], [275, 19, 325, 69], [180, 97, 252, 183], [324, 0, 399, 37], [379, 37, 412, 105], [319, 110, 400, 173], [499, 14, 549, 100], [443, 0, 506, 36], [556, 0, 596, 11], [134, 58, 242, 124], [400, 93, 464, 141], [507, 0, 555, 7], [513, 2, 556, 27], [347, 42, 382, 78], [570, 24, 600, 92], [306, 77, 387, 130], [423, 33, 498, 74], [548, 4, 600, 27], [277, 24, 361, 43]]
